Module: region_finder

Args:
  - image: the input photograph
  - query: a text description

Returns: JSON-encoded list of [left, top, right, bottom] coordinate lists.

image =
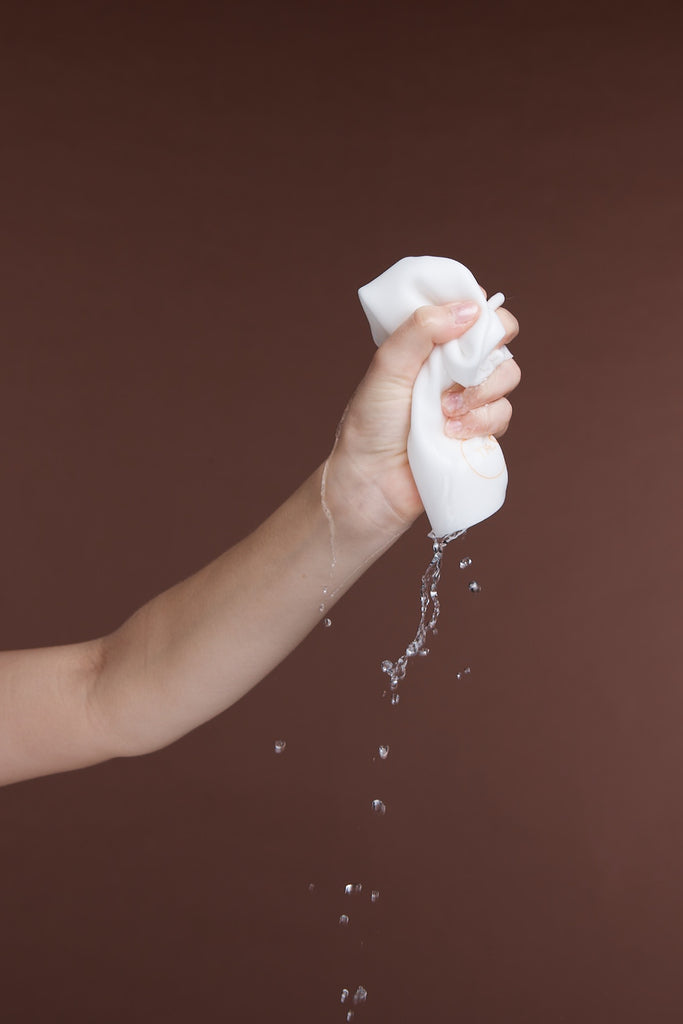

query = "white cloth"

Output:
[[358, 256, 510, 537]]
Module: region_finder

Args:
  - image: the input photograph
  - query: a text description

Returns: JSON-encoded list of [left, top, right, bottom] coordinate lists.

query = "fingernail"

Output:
[[443, 391, 465, 414], [450, 300, 479, 325], [444, 419, 464, 438]]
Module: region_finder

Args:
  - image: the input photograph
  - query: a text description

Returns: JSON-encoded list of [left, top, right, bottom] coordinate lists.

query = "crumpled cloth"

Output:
[[358, 256, 511, 537]]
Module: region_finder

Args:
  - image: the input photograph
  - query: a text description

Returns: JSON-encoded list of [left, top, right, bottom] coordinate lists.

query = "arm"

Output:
[[0, 299, 520, 786]]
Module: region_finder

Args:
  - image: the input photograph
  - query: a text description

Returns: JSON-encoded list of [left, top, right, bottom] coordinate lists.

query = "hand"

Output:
[[326, 297, 520, 538]]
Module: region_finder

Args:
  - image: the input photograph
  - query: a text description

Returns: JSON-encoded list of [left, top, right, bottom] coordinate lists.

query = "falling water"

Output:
[[380, 529, 466, 704], [302, 501, 475, 1020]]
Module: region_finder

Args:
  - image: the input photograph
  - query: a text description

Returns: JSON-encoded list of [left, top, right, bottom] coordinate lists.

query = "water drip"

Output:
[[379, 530, 465, 703], [353, 986, 368, 1005]]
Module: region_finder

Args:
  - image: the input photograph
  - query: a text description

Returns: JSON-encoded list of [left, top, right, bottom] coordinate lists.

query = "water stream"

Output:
[[282, 462, 483, 1018], [379, 529, 467, 707], [331, 528, 474, 1019]]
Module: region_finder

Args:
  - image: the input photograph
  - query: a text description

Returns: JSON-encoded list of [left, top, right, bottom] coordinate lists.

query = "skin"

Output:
[[0, 299, 519, 787]]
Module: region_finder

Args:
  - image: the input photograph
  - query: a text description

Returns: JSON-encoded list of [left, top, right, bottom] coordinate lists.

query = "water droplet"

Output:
[[378, 745, 389, 760], [274, 739, 286, 754], [340, 988, 349, 1004], [468, 580, 481, 593], [339, 914, 349, 926], [464, 665, 471, 675], [391, 693, 400, 706], [319, 602, 325, 613], [306, 882, 316, 894], [459, 556, 472, 569], [323, 617, 333, 627], [353, 986, 368, 1006], [322, 586, 328, 596], [370, 890, 380, 903], [389, 678, 399, 691], [456, 672, 462, 680], [371, 799, 386, 816], [346, 1012, 355, 1022], [381, 660, 393, 674], [344, 882, 363, 895]]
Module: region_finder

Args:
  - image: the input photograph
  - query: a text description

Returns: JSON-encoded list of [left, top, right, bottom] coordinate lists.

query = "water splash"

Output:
[[380, 529, 466, 703]]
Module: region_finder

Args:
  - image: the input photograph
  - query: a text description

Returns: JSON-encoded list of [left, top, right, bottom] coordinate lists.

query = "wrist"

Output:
[[320, 447, 417, 552]]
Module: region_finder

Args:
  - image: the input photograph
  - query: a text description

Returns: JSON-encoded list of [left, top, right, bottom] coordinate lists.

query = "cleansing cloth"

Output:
[[358, 256, 511, 538]]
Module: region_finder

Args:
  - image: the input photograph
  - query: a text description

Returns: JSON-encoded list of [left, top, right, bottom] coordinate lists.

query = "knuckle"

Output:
[[411, 304, 439, 334], [507, 358, 522, 389], [477, 397, 512, 435], [498, 397, 513, 425], [499, 309, 519, 338]]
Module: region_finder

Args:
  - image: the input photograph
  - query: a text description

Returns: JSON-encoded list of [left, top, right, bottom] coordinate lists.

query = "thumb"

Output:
[[373, 300, 481, 385]]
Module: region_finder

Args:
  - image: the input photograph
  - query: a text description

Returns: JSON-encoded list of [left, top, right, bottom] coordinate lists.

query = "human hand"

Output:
[[325, 297, 520, 539]]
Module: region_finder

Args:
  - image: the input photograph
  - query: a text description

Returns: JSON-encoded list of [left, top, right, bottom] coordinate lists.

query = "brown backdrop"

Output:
[[1, 2, 682, 1022]]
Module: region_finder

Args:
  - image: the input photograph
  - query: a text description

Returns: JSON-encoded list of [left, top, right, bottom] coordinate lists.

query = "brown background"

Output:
[[1, 2, 682, 1021]]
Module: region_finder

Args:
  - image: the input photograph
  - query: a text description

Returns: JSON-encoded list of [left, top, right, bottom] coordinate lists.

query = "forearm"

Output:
[[0, 294, 518, 787], [95, 460, 406, 757]]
